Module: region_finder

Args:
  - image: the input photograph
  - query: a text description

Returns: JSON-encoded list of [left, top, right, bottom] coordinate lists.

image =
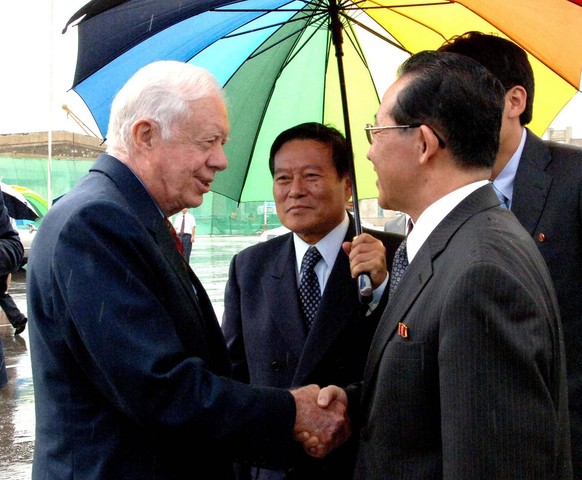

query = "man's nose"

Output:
[[210, 145, 228, 171], [288, 176, 306, 196]]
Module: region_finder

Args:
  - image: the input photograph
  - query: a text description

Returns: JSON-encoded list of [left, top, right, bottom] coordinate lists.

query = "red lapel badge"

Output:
[[398, 322, 408, 338]]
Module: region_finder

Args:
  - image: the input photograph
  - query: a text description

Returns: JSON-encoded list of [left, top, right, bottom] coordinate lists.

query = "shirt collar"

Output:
[[407, 180, 489, 263], [493, 127, 526, 208], [293, 213, 349, 275]]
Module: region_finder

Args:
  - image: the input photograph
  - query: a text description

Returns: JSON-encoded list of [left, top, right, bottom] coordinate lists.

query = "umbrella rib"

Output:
[[340, 10, 409, 53], [229, 7, 328, 202], [223, 13, 321, 40], [213, 5, 328, 13], [277, 14, 328, 69], [348, 0, 452, 9], [359, 0, 452, 44], [246, 11, 328, 61]]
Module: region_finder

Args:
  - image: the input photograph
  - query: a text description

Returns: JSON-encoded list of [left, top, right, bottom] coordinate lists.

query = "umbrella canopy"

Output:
[[64, 0, 582, 204], [0, 182, 40, 221], [11, 186, 49, 218]]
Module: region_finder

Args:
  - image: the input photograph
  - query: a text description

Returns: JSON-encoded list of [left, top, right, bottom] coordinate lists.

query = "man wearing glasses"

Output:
[[320, 51, 571, 479]]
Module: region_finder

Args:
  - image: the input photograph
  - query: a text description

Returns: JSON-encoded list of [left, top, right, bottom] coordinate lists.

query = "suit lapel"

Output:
[[511, 129, 553, 236], [362, 246, 432, 403], [362, 185, 501, 402], [264, 234, 308, 359], [90, 155, 227, 369], [294, 244, 359, 384], [293, 220, 361, 384]]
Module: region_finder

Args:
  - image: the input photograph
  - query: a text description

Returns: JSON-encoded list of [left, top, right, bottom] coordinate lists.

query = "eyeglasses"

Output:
[[364, 123, 446, 148]]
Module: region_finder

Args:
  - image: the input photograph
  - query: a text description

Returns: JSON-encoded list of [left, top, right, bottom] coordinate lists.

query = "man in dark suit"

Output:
[[439, 32, 582, 477], [320, 51, 572, 478], [222, 122, 403, 479], [0, 185, 24, 388], [27, 61, 349, 479]]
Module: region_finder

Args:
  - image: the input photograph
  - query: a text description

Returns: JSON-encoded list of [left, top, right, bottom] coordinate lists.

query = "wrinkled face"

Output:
[[273, 139, 351, 244], [153, 95, 229, 214], [367, 77, 419, 212]]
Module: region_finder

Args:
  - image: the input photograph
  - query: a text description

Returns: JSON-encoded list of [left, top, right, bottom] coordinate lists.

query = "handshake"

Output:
[[291, 384, 351, 458]]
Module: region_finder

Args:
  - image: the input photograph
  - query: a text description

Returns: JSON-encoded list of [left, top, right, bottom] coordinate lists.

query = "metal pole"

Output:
[[329, 0, 372, 301]]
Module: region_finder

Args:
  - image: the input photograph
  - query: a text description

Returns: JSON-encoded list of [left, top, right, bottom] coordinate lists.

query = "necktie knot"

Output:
[[389, 239, 408, 297], [302, 246, 322, 272], [299, 246, 322, 329]]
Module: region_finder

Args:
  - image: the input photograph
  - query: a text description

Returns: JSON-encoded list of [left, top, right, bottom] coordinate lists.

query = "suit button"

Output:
[[271, 361, 281, 372], [537, 232, 546, 242]]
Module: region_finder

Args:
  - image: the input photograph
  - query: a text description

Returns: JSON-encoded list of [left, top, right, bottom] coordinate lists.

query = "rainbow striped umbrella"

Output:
[[0, 182, 40, 220], [11, 186, 49, 218], [65, 0, 582, 205]]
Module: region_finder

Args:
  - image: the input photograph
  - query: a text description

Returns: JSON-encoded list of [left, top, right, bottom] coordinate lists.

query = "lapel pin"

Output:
[[398, 322, 408, 338]]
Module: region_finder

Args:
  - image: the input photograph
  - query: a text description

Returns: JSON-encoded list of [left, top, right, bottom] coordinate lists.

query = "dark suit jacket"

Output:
[[222, 219, 403, 479], [513, 130, 582, 474], [0, 188, 23, 276], [352, 185, 572, 479], [27, 154, 296, 479], [0, 188, 24, 388]]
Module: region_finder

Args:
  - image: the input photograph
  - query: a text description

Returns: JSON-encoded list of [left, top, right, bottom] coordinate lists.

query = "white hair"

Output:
[[106, 60, 223, 156]]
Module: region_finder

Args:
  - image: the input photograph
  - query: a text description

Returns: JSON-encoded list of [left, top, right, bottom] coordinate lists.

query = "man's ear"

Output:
[[132, 119, 155, 149], [344, 174, 352, 201], [418, 124, 440, 164], [505, 85, 527, 120]]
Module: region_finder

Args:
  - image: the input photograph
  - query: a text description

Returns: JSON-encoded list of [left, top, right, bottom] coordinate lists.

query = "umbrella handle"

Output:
[[358, 273, 373, 303]]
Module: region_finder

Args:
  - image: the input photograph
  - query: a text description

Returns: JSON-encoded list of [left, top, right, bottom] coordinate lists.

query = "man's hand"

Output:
[[342, 233, 387, 289], [291, 384, 351, 458]]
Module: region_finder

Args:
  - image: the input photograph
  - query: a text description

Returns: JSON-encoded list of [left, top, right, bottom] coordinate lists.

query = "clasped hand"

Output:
[[342, 233, 387, 289], [291, 384, 351, 458]]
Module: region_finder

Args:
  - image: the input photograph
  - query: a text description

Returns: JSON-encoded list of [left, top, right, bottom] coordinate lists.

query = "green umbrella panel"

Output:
[[211, 7, 400, 203]]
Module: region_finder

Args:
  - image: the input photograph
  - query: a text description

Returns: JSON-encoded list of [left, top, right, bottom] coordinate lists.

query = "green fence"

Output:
[[1, 156, 281, 235]]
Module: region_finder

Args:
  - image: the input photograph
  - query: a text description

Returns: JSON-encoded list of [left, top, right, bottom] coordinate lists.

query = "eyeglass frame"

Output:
[[364, 123, 446, 148]]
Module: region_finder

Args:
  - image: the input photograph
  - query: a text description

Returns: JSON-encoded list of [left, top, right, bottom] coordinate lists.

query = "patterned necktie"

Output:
[[389, 239, 408, 297], [165, 218, 184, 255], [299, 246, 322, 329]]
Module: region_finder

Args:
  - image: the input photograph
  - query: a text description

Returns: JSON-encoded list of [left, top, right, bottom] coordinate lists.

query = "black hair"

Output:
[[394, 50, 506, 169], [438, 31, 535, 125], [268, 122, 352, 177]]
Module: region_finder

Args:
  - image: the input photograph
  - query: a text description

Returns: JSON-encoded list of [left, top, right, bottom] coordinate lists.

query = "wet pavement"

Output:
[[0, 235, 260, 479]]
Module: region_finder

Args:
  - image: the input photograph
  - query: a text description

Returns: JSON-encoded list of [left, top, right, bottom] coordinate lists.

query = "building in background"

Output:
[[0, 131, 282, 235]]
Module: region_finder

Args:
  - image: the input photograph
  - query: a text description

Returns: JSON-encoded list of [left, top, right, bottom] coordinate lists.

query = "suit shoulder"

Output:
[[234, 232, 292, 261]]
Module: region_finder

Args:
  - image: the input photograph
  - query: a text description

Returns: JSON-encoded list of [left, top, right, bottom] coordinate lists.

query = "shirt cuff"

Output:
[[366, 274, 388, 315]]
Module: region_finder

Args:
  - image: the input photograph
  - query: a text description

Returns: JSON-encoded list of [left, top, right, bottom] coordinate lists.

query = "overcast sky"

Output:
[[1, 0, 580, 138], [0, 0, 92, 136]]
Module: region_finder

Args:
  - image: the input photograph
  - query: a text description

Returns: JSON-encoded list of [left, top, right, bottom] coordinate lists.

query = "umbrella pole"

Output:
[[329, 0, 373, 301]]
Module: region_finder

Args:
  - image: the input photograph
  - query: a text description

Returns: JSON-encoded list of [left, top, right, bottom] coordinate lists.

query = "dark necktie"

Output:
[[299, 246, 322, 329], [180, 214, 186, 235], [389, 239, 408, 297], [165, 218, 184, 255]]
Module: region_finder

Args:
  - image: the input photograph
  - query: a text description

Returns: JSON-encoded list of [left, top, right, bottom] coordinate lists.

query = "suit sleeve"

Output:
[[222, 253, 251, 383], [0, 194, 24, 275], [438, 261, 563, 478], [48, 202, 295, 451]]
